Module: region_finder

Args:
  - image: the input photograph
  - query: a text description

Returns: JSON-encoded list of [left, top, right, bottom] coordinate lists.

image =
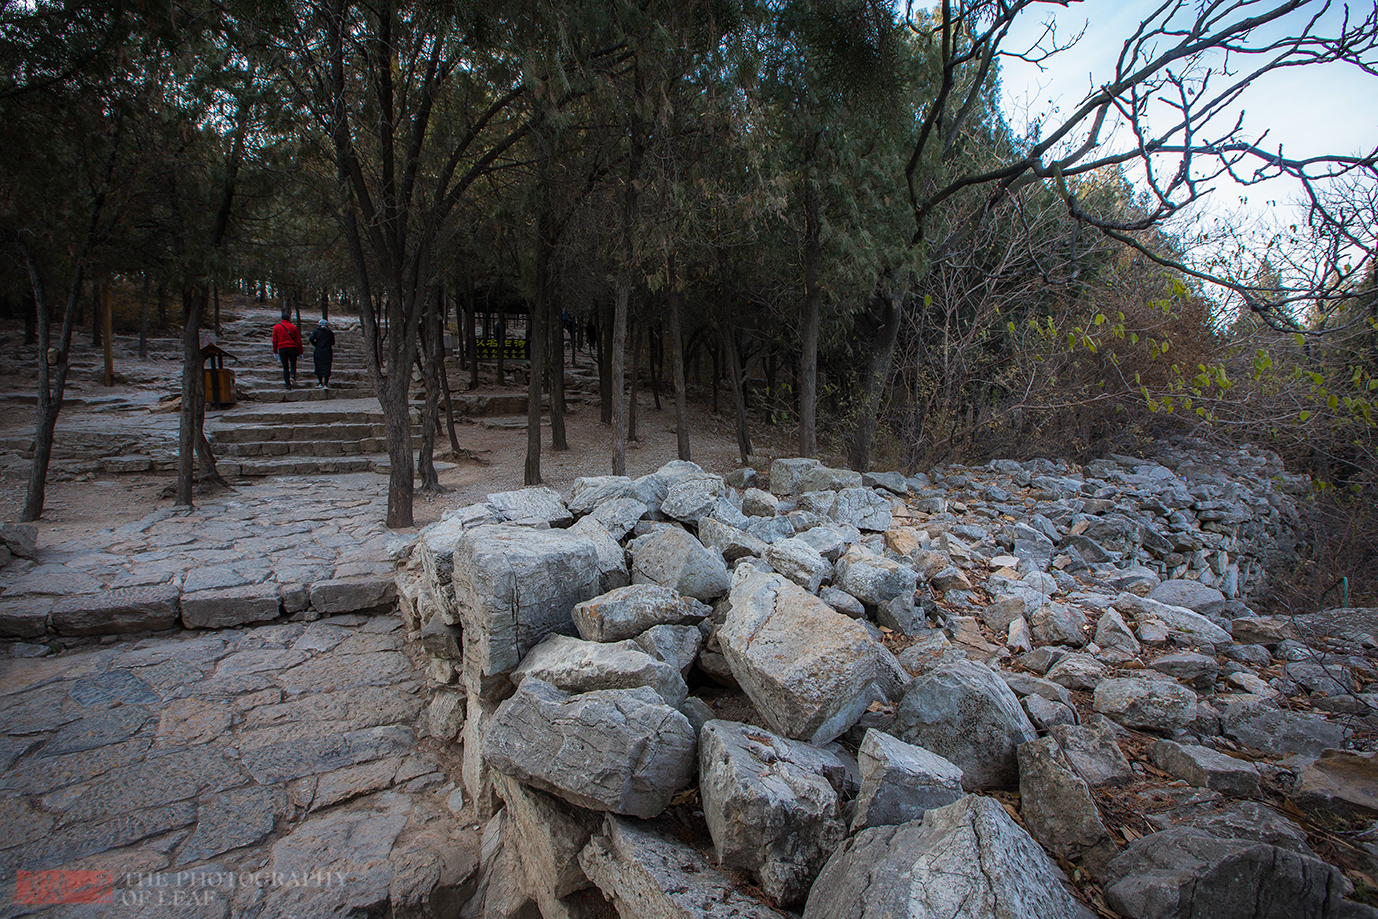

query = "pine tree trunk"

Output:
[[723, 321, 753, 464], [848, 291, 904, 472], [668, 287, 690, 461]]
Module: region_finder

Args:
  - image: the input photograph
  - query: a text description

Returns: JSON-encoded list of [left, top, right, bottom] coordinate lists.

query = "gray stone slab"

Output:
[[177, 784, 290, 865], [2, 563, 103, 598], [238, 724, 414, 784], [309, 576, 397, 615], [50, 585, 181, 636], [0, 598, 52, 639], [181, 584, 281, 629], [41, 705, 155, 757], [70, 669, 162, 705]]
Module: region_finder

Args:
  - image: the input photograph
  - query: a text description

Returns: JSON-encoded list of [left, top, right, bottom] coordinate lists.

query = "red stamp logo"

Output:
[[15, 870, 115, 905]]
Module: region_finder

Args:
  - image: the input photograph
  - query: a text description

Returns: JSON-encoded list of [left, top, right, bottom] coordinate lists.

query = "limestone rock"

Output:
[[742, 488, 780, 518], [1094, 608, 1141, 660], [699, 719, 850, 907], [850, 729, 963, 831], [763, 537, 832, 593], [1030, 603, 1088, 648], [719, 571, 883, 745], [492, 771, 601, 914], [1150, 740, 1260, 796], [831, 487, 893, 531], [1018, 737, 1111, 861], [1044, 653, 1107, 691], [511, 634, 688, 708], [453, 525, 603, 698], [578, 814, 787, 919], [1048, 721, 1135, 788], [1149, 579, 1228, 617], [1112, 593, 1231, 648], [481, 679, 696, 819], [633, 624, 704, 677], [309, 576, 397, 615], [630, 527, 730, 602], [567, 476, 635, 516], [834, 547, 917, 609], [803, 795, 1093, 919], [698, 516, 767, 562], [1105, 828, 1353, 919], [1149, 651, 1219, 690], [1295, 750, 1378, 815], [571, 584, 708, 643], [1222, 697, 1350, 758], [487, 486, 574, 527], [660, 473, 726, 525], [1093, 677, 1198, 732], [769, 457, 824, 496], [569, 517, 631, 593], [893, 659, 1037, 790]]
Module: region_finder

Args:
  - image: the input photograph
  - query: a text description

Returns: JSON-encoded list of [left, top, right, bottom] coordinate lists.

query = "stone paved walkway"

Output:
[[0, 480, 478, 918], [1, 476, 408, 640]]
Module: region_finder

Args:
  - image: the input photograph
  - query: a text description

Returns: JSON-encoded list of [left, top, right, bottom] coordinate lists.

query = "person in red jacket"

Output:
[[272, 313, 303, 389]]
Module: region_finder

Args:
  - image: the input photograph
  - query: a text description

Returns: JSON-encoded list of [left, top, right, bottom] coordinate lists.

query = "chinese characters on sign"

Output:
[[16, 870, 114, 905], [474, 338, 528, 361]]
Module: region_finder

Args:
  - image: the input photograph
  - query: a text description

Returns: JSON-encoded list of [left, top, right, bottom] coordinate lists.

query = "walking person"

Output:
[[272, 312, 303, 389], [309, 319, 335, 388]]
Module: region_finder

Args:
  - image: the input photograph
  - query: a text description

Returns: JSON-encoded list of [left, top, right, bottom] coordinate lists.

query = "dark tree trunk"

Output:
[[848, 290, 904, 472], [466, 279, 478, 390], [710, 338, 720, 415], [138, 276, 149, 359], [723, 321, 752, 464], [799, 148, 821, 458], [177, 286, 223, 505], [598, 300, 613, 424], [628, 319, 642, 443], [611, 280, 629, 475], [549, 305, 567, 451], [417, 290, 443, 492], [525, 288, 547, 486], [496, 307, 506, 385], [648, 323, 662, 410], [668, 284, 689, 461]]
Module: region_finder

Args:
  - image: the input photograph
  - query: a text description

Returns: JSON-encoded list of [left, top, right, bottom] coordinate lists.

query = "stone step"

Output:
[[209, 422, 396, 444], [219, 453, 458, 478], [217, 439, 389, 458]]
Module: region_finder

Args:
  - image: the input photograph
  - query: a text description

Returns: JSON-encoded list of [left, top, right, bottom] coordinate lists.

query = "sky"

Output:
[[995, 0, 1377, 244]]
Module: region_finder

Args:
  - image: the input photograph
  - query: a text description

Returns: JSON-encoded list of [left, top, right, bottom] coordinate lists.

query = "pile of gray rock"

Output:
[[397, 446, 1378, 919]]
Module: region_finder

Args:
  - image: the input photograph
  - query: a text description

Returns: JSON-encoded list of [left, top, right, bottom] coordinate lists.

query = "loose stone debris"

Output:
[[4, 437, 1378, 917], [396, 442, 1378, 918]]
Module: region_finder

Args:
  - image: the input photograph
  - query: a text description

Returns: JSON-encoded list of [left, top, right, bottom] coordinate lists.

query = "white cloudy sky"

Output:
[[995, 0, 1377, 236]]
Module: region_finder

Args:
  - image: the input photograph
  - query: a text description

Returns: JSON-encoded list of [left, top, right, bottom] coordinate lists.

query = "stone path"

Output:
[[0, 476, 406, 641], [0, 477, 482, 918], [0, 614, 475, 918]]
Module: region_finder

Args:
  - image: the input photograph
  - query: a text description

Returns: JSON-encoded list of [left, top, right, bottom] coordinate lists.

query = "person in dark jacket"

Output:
[[272, 314, 303, 389], [309, 319, 335, 388]]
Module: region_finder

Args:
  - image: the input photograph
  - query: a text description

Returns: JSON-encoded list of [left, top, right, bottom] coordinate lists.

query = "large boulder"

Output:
[[1105, 828, 1354, 919], [1092, 677, 1198, 732], [1222, 697, 1350, 758], [491, 771, 601, 916], [571, 584, 709, 643], [567, 476, 635, 516], [1112, 593, 1231, 648], [452, 525, 603, 698], [834, 547, 918, 610], [568, 517, 631, 593], [511, 634, 689, 707], [893, 659, 1037, 789], [578, 815, 788, 919], [850, 729, 963, 831], [1018, 737, 1112, 863], [50, 584, 182, 635], [699, 720, 851, 907], [831, 487, 893, 531], [660, 473, 726, 525], [630, 527, 730, 602], [803, 795, 1094, 919], [719, 571, 884, 745], [481, 679, 695, 819], [763, 538, 832, 593], [486, 486, 574, 527]]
